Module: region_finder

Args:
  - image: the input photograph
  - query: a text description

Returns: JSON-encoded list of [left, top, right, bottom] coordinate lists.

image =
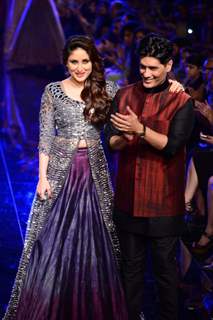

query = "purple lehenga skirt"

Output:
[[16, 148, 128, 320]]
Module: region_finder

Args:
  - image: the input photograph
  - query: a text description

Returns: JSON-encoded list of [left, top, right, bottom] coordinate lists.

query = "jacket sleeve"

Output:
[[162, 99, 195, 157]]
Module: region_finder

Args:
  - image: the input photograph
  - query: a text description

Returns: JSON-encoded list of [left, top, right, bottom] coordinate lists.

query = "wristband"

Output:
[[137, 124, 146, 138]]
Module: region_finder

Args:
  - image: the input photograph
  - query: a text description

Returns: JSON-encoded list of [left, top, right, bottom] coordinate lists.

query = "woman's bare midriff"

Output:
[[78, 139, 87, 148]]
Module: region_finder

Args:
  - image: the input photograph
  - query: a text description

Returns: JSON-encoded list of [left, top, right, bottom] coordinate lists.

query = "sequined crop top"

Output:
[[38, 80, 118, 155]]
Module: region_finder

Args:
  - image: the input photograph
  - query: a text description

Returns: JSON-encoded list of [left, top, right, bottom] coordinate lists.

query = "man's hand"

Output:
[[110, 106, 144, 135], [200, 133, 213, 144], [195, 101, 213, 124]]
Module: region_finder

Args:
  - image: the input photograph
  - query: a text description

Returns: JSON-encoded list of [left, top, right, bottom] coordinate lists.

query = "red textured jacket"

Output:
[[114, 81, 191, 218]]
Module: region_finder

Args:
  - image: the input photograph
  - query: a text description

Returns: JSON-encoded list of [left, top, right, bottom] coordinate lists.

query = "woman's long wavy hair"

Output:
[[63, 35, 111, 126]]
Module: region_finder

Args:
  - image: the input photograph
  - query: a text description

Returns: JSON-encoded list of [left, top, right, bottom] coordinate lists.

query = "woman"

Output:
[[4, 35, 128, 320]]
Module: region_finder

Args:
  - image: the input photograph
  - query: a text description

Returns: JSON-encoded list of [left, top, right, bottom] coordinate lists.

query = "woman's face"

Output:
[[66, 48, 92, 84]]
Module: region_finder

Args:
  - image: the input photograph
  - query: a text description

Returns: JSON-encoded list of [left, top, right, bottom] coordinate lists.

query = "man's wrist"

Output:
[[136, 123, 146, 138]]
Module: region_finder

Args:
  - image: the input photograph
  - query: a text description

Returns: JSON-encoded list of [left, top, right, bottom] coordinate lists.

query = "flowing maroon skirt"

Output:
[[16, 148, 128, 320]]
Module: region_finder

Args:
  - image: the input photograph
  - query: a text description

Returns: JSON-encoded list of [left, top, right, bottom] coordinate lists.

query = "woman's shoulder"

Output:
[[105, 80, 119, 99], [44, 81, 61, 92], [42, 82, 63, 100]]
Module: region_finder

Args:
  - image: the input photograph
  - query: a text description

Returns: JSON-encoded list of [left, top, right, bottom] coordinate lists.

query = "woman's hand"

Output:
[[168, 79, 184, 93], [36, 177, 52, 201]]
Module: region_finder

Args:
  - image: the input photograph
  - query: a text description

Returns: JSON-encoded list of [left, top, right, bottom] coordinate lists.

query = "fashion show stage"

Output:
[[0, 65, 213, 320]]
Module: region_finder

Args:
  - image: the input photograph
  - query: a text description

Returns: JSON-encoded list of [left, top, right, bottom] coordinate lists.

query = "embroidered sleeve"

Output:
[[106, 80, 119, 99], [38, 85, 56, 156], [104, 92, 123, 148]]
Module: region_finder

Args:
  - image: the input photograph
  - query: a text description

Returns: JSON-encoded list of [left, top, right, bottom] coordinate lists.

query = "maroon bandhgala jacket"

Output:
[[111, 81, 192, 223]]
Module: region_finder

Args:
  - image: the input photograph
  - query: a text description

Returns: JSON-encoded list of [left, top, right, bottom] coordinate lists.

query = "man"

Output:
[[203, 57, 213, 105], [184, 53, 206, 102], [203, 57, 213, 83], [105, 34, 195, 320]]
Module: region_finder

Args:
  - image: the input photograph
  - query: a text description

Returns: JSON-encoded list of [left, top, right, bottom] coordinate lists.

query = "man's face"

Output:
[[185, 64, 200, 79], [203, 59, 213, 81], [123, 30, 134, 47], [207, 70, 213, 91], [135, 31, 145, 45], [139, 56, 172, 88]]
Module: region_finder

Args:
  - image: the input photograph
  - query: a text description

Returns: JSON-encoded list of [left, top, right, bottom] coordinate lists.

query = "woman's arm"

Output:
[[109, 133, 133, 150], [37, 153, 52, 200], [37, 85, 55, 200]]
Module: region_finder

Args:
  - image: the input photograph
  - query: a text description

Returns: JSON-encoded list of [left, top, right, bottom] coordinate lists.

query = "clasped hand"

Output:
[[110, 106, 143, 139]]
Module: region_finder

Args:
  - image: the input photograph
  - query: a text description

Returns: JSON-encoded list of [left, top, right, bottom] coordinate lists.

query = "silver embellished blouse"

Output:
[[38, 81, 118, 155]]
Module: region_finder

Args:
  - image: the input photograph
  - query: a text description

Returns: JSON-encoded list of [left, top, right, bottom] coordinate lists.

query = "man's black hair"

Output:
[[120, 21, 138, 39], [138, 33, 173, 64], [186, 53, 205, 68]]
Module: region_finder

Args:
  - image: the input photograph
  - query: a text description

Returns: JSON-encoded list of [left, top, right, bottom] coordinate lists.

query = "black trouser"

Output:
[[118, 230, 179, 320]]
